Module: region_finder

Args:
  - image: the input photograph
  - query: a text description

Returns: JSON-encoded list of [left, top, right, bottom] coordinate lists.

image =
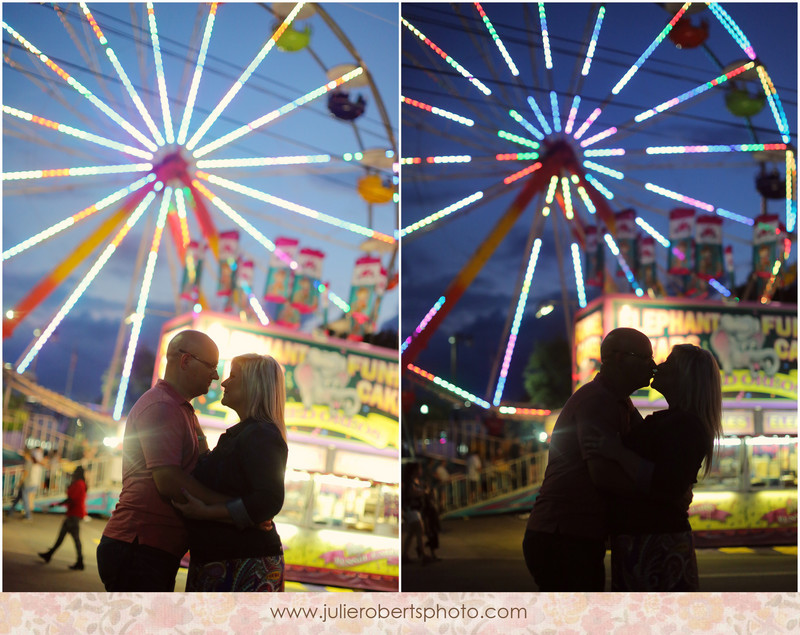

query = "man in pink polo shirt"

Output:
[[97, 329, 228, 591], [522, 327, 657, 591]]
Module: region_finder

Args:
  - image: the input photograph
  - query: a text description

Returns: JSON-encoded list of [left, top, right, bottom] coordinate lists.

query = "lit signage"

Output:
[[574, 295, 797, 402]]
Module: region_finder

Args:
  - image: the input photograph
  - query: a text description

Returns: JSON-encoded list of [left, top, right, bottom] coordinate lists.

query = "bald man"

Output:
[[97, 330, 229, 591], [522, 327, 656, 591]]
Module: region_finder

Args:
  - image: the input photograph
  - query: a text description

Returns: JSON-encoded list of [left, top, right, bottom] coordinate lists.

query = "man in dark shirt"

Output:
[[522, 327, 656, 591]]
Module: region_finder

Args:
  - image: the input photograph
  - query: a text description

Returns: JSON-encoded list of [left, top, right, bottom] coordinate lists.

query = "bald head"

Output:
[[600, 327, 652, 363], [599, 327, 655, 396], [164, 330, 219, 401]]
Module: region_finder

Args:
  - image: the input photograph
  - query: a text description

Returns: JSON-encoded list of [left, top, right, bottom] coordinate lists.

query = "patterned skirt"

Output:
[[186, 553, 285, 592], [611, 531, 699, 592]]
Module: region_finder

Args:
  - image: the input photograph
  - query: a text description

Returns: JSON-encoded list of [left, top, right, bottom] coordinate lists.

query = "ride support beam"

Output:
[[182, 174, 219, 259], [402, 159, 562, 366], [3, 182, 155, 339]]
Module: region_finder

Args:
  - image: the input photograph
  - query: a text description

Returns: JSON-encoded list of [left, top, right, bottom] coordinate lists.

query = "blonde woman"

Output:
[[174, 354, 288, 592], [586, 344, 722, 591]]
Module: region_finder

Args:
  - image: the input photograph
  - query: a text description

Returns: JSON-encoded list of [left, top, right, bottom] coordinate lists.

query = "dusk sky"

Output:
[[400, 2, 797, 404], [2, 2, 399, 405]]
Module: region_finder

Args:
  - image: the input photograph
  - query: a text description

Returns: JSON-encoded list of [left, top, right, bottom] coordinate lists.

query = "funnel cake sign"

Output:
[[573, 295, 797, 401]]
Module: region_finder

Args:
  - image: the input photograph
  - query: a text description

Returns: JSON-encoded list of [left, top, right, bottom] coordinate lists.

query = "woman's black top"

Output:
[[188, 417, 288, 561], [611, 408, 706, 535]]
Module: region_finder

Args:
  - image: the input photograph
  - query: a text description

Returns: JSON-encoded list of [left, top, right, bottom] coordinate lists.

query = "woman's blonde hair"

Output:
[[232, 354, 287, 441], [670, 344, 722, 477]]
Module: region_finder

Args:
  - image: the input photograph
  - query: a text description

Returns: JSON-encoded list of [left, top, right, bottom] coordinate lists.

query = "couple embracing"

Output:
[[523, 327, 722, 592]]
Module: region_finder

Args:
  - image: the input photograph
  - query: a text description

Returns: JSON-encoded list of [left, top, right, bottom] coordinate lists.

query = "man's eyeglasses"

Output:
[[179, 348, 218, 371], [614, 350, 653, 362]]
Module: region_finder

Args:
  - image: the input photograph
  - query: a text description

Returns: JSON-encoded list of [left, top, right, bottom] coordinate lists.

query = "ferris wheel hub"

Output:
[[150, 146, 192, 186]]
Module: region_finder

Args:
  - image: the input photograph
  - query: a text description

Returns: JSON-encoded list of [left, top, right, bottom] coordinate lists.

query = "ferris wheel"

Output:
[[400, 2, 796, 410], [2, 2, 398, 417]]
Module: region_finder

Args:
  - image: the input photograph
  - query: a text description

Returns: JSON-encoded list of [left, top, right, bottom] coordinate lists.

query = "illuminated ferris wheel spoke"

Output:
[[401, 155, 472, 166], [78, 3, 166, 147], [2, 21, 158, 152], [785, 150, 797, 232], [474, 3, 519, 77], [176, 2, 218, 146], [113, 187, 173, 419], [196, 155, 331, 169], [2, 174, 156, 261], [634, 61, 756, 124], [406, 363, 490, 409], [508, 109, 545, 141], [401, 96, 475, 127], [603, 233, 643, 297], [2, 163, 153, 182], [491, 236, 543, 406], [191, 179, 352, 312], [526, 95, 553, 135], [146, 3, 174, 144], [581, 6, 606, 78], [536, 2, 553, 71], [192, 66, 364, 158], [401, 17, 492, 96], [400, 191, 485, 237], [15, 190, 158, 373], [707, 3, 756, 60], [194, 171, 394, 244], [644, 143, 788, 155], [185, 2, 307, 151], [2, 106, 154, 160], [755, 66, 792, 143]]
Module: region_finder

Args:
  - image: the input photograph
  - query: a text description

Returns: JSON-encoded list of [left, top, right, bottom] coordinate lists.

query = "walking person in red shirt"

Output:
[[38, 466, 88, 570]]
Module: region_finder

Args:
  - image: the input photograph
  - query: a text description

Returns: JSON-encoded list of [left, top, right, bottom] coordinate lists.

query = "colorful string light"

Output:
[[498, 406, 551, 416], [509, 110, 544, 140], [79, 2, 165, 146], [573, 107, 602, 141], [564, 96, 581, 135], [644, 183, 714, 212], [3, 163, 152, 181], [3, 175, 155, 261], [2, 21, 157, 152], [497, 130, 540, 150], [561, 176, 574, 219], [634, 217, 670, 248], [146, 3, 174, 143], [401, 18, 492, 95], [195, 171, 394, 243], [17, 191, 158, 374], [401, 296, 446, 353], [401, 191, 484, 237], [114, 187, 173, 419], [474, 3, 519, 76], [786, 149, 796, 233], [193, 67, 363, 158], [186, 2, 307, 150], [707, 3, 756, 60], [526, 95, 552, 135], [2, 106, 153, 160], [571, 242, 587, 308], [756, 65, 791, 144], [581, 6, 606, 76], [493, 238, 542, 406], [603, 233, 643, 297], [504, 162, 542, 185], [580, 126, 618, 148], [549, 91, 561, 133], [174, 187, 191, 248], [610, 4, 689, 95], [196, 155, 331, 168], [646, 143, 787, 154], [177, 3, 218, 145], [402, 96, 475, 126], [576, 185, 596, 214], [537, 3, 553, 70], [495, 153, 539, 161], [584, 174, 614, 200], [583, 161, 623, 180], [407, 363, 490, 409], [584, 148, 625, 157], [635, 61, 755, 123]]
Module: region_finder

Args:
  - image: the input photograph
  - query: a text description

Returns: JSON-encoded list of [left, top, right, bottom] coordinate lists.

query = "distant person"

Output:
[[38, 466, 88, 570], [585, 344, 722, 591], [22, 448, 45, 522], [7, 449, 31, 518], [96, 330, 232, 591], [522, 328, 656, 591], [466, 447, 482, 504], [433, 459, 450, 509], [172, 354, 288, 592], [402, 462, 433, 564]]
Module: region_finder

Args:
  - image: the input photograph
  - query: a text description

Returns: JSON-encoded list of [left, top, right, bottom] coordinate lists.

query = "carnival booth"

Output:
[[573, 294, 797, 546], [155, 312, 399, 591]]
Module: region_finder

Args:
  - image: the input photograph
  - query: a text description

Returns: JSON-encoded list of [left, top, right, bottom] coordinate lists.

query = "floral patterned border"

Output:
[[1, 592, 799, 633]]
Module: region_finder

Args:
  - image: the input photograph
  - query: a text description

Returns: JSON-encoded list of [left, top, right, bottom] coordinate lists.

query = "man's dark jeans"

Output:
[[522, 529, 606, 591], [96, 535, 181, 591]]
